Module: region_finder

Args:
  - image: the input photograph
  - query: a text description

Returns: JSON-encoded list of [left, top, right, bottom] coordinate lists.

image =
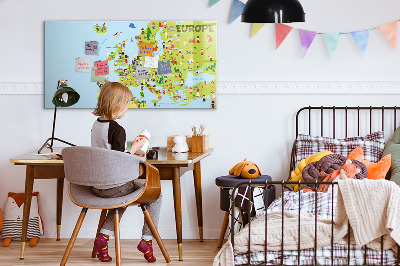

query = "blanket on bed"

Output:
[[213, 179, 400, 266]]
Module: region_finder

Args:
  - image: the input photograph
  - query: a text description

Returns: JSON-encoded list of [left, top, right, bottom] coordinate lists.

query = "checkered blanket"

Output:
[[233, 191, 397, 265]]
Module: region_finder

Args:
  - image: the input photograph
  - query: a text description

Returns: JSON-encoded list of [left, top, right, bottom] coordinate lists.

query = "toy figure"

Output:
[[1, 192, 43, 247]]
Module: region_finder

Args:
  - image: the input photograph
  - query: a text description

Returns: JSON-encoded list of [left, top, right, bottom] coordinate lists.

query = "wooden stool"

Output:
[[215, 175, 275, 248]]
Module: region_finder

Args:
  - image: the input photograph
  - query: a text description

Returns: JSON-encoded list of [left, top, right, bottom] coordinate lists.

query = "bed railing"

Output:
[[230, 180, 400, 266], [289, 106, 400, 185]]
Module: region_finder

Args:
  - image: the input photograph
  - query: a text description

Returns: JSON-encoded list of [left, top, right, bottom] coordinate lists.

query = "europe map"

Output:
[[45, 21, 217, 109]]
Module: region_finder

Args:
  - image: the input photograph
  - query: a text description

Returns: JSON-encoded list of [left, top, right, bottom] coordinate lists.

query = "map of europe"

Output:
[[45, 21, 217, 109]]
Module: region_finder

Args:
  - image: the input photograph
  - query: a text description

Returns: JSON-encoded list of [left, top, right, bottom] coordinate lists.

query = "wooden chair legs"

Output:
[[91, 209, 108, 258], [217, 211, 230, 248], [141, 205, 171, 263], [114, 210, 121, 266], [60, 208, 88, 266]]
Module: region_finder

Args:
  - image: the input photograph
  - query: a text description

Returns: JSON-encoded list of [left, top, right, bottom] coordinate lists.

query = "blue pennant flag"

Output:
[[209, 0, 220, 7], [323, 33, 341, 58], [351, 29, 371, 55], [229, 0, 245, 23]]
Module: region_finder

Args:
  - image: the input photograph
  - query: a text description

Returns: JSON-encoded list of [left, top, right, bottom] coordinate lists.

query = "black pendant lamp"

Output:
[[242, 0, 305, 23]]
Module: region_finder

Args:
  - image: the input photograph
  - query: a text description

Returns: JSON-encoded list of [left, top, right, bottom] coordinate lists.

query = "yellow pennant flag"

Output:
[[251, 23, 266, 38]]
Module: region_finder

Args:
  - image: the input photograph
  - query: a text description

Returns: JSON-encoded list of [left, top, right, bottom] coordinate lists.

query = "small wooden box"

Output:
[[167, 135, 192, 151], [191, 135, 209, 153]]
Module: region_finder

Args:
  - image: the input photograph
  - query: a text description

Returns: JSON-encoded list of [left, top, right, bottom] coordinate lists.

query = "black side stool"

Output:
[[215, 175, 275, 248]]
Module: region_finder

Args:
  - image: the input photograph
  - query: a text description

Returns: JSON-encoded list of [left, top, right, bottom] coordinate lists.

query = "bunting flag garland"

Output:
[[275, 23, 293, 49], [378, 21, 398, 50], [323, 33, 341, 58], [229, 0, 245, 24], [351, 29, 370, 55], [207, 3, 400, 58], [209, 0, 220, 7], [251, 23, 266, 38], [298, 29, 317, 58]]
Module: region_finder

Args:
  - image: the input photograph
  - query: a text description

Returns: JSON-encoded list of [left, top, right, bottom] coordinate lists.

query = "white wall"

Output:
[[1, 0, 400, 240]]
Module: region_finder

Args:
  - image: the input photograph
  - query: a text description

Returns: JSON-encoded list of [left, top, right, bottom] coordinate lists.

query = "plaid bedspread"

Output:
[[234, 191, 397, 265]]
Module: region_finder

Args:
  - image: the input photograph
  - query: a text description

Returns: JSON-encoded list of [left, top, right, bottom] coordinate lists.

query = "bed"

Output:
[[214, 106, 400, 266]]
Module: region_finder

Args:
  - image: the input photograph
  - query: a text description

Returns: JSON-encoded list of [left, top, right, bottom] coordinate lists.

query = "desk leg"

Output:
[[193, 161, 203, 242], [172, 167, 183, 261], [56, 178, 64, 241], [20, 165, 35, 259]]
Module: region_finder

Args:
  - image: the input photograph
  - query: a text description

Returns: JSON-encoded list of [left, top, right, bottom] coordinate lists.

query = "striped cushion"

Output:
[[1, 217, 41, 240], [294, 131, 385, 167]]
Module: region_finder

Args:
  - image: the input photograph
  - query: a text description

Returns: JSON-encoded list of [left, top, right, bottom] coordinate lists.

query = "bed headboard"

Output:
[[290, 106, 400, 179]]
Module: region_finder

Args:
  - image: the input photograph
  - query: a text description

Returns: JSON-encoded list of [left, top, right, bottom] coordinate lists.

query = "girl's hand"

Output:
[[134, 148, 149, 157], [128, 137, 147, 155]]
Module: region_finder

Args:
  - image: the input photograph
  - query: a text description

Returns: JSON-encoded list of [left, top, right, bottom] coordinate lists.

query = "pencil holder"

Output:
[[191, 135, 209, 153]]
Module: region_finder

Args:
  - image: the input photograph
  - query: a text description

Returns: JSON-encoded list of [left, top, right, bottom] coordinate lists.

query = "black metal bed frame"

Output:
[[230, 106, 400, 266]]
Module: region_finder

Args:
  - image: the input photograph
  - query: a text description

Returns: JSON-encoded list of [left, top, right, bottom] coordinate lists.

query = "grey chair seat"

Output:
[[69, 180, 145, 208]]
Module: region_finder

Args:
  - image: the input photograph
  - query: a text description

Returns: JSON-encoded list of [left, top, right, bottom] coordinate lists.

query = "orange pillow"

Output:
[[347, 146, 391, 180]]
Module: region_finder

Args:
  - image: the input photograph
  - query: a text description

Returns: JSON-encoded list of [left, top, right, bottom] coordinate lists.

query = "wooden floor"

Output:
[[0, 239, 221, 265]]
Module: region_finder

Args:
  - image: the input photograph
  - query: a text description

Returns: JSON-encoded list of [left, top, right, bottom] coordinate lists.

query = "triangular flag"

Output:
[[351, 29, 370, 55], [251, 23, 266, 38], [323, 33, 341, 58], [275, 23, 293, 49], [229, 0, 245, 24], [209, 0, 220, 7], [378, 21, 398, 50], [298, 29, 317, 58]]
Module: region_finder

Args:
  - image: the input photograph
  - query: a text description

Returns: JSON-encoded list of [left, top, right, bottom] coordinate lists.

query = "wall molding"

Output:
[[1, 81, 400, 95]]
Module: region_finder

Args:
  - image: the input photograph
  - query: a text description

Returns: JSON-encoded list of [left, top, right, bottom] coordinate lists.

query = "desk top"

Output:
[[10, 147, 214, 166]]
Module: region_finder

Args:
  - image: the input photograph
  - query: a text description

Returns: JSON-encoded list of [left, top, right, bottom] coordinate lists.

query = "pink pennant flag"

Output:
[[275, 23, 293, 49], [378, 21, 398, 50], [298, 29, 317, 58]]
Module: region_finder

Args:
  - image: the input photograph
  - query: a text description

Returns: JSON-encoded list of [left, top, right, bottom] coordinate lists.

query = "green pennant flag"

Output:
[[209, 0, 220, 7]]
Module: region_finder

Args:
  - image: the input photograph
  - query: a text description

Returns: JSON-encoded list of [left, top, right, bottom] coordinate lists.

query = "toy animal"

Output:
[[229, 159, 261, 179], [172, 135, 189, 153], [1, 192, 43, 247]]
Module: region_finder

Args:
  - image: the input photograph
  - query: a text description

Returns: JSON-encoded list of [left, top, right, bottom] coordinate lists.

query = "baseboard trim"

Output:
[[1, 81, 400, 95]]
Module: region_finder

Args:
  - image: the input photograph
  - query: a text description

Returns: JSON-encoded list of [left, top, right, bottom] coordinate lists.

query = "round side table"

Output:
[[215, 175, 275, 248]]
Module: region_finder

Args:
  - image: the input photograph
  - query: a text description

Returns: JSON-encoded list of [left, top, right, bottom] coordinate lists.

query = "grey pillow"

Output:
[[382, 126, 400, 184]]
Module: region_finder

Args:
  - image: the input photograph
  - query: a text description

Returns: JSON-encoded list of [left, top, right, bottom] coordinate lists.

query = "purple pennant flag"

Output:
[[229, 0, 245, 23], [351, 29, 370, 55], [298, 29, 317, 58]]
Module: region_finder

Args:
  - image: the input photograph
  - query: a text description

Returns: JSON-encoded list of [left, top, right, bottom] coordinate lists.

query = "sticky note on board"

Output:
[[144, 56, 159, 68], [158, 60, 172, 75], [75, 57, 90, 72], [136, 66, 150, 80], [94, 60, 109, 75], [91, 68, 106, 82], [138, 42, 154, 57], [85, 41, 99, 55]]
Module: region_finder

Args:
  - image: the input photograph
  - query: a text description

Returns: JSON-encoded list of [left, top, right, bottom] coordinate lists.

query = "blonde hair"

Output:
[[93, 82, 133, 120]]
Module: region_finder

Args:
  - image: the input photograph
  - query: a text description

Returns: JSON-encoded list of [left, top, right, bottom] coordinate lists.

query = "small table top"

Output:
[[10, 147, 214, 166], [215, 175, 272, 188]]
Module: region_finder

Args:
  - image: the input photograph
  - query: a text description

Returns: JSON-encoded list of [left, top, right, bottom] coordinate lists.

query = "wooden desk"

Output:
[[10, 147, 213, 261]]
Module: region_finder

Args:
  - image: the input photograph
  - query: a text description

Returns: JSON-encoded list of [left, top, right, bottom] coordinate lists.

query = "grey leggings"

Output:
[[92, 179, 162, 240]]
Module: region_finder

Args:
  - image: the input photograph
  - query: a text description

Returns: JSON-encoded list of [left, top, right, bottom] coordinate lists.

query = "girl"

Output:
[[91, 82, 161, 263]]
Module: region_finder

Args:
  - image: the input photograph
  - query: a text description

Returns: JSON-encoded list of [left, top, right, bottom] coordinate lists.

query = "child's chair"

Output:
[[60, 146, 171, 265]]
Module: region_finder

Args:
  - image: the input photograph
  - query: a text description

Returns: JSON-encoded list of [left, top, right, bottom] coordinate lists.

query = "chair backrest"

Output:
[[62, 146, 145, 188]]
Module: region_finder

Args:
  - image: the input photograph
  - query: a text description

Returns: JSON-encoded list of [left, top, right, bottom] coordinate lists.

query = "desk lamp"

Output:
[[38, 80, 80, 154], [241, 0, 305, 23]]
